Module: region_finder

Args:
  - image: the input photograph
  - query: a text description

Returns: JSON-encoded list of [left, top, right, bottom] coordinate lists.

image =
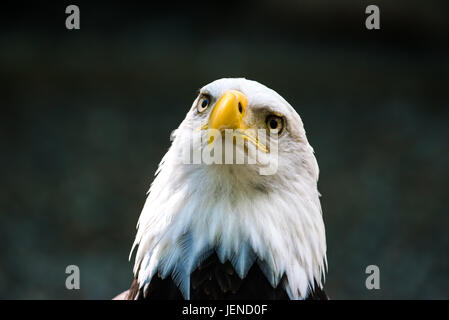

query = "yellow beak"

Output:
[[201, 90, 268, 153], [208, 90, 248, 131]]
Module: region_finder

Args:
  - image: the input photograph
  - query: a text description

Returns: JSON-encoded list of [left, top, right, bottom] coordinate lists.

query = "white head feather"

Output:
[[130, 78, 327, 299]]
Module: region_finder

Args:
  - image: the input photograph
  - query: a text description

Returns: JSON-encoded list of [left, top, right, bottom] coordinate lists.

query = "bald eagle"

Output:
[[122, 78, 328, 300]]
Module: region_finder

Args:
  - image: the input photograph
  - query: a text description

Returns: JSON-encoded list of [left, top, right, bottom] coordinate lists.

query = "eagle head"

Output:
[[130, 78, 327, 299]]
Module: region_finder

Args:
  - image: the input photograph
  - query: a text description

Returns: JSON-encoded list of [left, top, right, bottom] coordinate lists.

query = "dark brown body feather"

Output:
[[127, 253, 328, 300]]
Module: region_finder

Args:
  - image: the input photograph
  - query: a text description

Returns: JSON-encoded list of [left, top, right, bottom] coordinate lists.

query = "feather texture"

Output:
[[129, 78, 327, 299]]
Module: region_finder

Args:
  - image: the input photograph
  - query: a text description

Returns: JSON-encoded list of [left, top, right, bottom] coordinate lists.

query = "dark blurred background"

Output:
[[0, 0, 448, 299]]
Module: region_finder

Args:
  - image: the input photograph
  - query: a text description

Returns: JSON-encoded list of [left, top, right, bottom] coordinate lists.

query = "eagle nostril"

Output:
[[238, 103, 243, 114]]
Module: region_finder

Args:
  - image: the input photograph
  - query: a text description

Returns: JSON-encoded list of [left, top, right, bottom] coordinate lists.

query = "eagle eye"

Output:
[[197, 94, 210, 113], [265, 115, 284, 134]]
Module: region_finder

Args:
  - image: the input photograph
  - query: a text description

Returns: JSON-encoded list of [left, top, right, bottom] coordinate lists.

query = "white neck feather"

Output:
[[130, 129, 327, 300]]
